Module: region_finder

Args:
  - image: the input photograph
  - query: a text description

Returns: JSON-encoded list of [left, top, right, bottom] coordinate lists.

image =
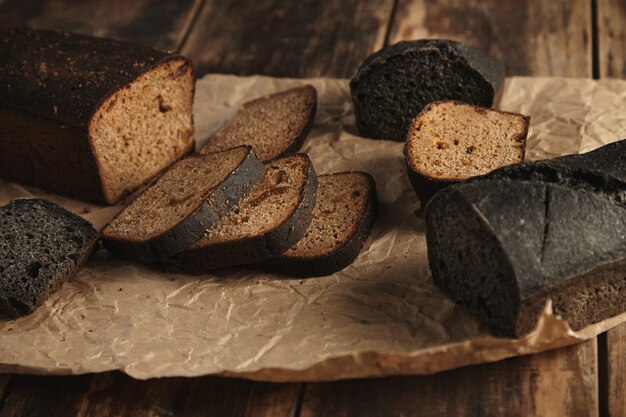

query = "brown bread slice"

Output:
[[404, 100, 529, 205], [0, 28, 195, 204], [200, 85, 317, 161], [174, 154, 318, 272], [102, 146, 264, 262], [260, 172, 378, 277]]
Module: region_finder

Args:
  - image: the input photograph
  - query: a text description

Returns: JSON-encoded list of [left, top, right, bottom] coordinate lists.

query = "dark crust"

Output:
[[0, 28, 191, 128], [174, 154, 319, 272], [0, 199, 99, 317], [276, 87, 317, 159], [404, 100, 529, 206], [260, 172, 379, 277], [102, 147, 265, 262]]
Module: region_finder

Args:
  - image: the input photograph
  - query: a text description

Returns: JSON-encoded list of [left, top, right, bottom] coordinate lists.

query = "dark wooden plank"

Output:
[[388, 0, 592, 77], [0, 373, 301, 417], [598, 0, 626, 78], [181, 0, 395, 78], [606, 325, 626, 417], [0, 374, 13, 402], [301, 341, 598, 417], [0, 0, 203, 50]]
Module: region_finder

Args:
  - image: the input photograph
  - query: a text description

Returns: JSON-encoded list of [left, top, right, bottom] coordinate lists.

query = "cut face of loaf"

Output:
[[200, 85, 317, 161], [0, 28, 195, 204], [405, 101, 528, 205], [426, 139, 626, 337], [350, 39, 505, 140], [261, 172, 378, 277], [175, 154, 318, 272], [0, 198, 99, 317], [102, 146, 264, 262]]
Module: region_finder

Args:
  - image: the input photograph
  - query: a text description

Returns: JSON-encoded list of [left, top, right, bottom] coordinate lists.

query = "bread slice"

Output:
[[426, 139, 626, 337], [260, 172, 378, 277], [0, 198, 99, 317], [404, 100, 529, 205], [0, 28, 195, 204], [200, 85, 317, 161], [102, 146, 264, 262], [174, 154, 318, 272]]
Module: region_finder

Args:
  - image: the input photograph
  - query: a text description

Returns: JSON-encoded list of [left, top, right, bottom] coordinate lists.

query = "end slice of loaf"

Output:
[[102, 145, 264, 262], [260, 172, 378, 277], [175, 153, 318, 272], [0, 198, 99, 316], [200, 85, 317, 161], [404, 100, 529, 205]]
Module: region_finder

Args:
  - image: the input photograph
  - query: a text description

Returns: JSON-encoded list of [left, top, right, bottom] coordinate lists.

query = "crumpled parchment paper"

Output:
[[0, 74, 625, 381]]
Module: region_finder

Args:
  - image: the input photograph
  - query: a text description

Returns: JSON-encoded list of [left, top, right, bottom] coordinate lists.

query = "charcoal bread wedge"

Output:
[[102, 146, 264, 263], [404, 100, 529, 205], [0, 198, 99, 317], [260, 172, 378, 277], [174, 154, 317, 272], [200, 85, 317, 161], [0, 28, 195, 204], [425, 139, 626, 337], [351, 39, 505, 141]]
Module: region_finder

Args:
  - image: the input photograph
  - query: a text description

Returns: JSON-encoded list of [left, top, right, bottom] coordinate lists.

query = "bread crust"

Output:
[[102, 147, 264, 262], [174, 154, 319, 272]]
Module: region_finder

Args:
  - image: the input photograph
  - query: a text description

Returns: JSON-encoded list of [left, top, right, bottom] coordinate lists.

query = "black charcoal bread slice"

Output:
[[260, 172, 378, 277], [102, 146, 264, 263], [174, 154, 317, 272], [200, 85, 317, 161], [0, 198, 99, 317], [426, 161, 626, 337], [404, 100, 528, 205], [351, 39, 505, 141], [0, 28, 195, 204]]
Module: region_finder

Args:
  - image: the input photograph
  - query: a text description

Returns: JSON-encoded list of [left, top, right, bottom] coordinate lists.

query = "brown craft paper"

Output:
[[0, 75, 625, 381]]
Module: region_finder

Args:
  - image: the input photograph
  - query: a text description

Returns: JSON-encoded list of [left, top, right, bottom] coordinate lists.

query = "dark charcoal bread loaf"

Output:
[[200, 85, 317, 161], [0, 198, 99, 317], [260, 172, 378, 277], [0, 28, 195, 204], [175, 154, 318, 272], [404, 100, 528, 205], [351, 39, 505, 141], [102, 146, 264, 263], [426, 139, 626, 337]]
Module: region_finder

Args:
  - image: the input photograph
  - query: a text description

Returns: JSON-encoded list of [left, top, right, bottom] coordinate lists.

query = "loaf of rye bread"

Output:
[[0, 28, 195, 204], [404, 100, 529, 205], [426, 139, 626, 337], [175, 154, 318, 272], [102, 146, 264, 262], [351, 39, 505, 141], [0, 198, 99, 316], [260, 172, 378, 277], [200, 85, 317, 161]]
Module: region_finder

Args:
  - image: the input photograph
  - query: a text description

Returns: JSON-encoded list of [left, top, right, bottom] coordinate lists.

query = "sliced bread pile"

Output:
[[0, 198, 99, 316], [404, 101, 529, 205]]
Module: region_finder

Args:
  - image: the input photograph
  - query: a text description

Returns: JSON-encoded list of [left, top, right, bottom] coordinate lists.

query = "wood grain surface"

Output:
[[0, 373, 302, 417], [388, 0, 593, 77], [0, 0, 202, 50], [181, 0, 394, 78], [598, 0, 626, 78], [301, 341, 598, 417]]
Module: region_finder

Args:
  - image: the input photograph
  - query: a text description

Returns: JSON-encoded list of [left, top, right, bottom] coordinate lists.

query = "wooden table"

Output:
[[0, 1, 624, 416]]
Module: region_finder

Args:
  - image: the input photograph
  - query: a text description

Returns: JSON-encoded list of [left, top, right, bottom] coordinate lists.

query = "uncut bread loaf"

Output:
[[261, 172, 378, 277], [405, 100, 529, 205], [0, 28, 195, 204], [0, 198, 99, 317], [425, 139, 626, 337], [351, 39, 505, 141], [102, 146, 264, 263], [175, 154, 318, 272], [200, 85, 317, 161]]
